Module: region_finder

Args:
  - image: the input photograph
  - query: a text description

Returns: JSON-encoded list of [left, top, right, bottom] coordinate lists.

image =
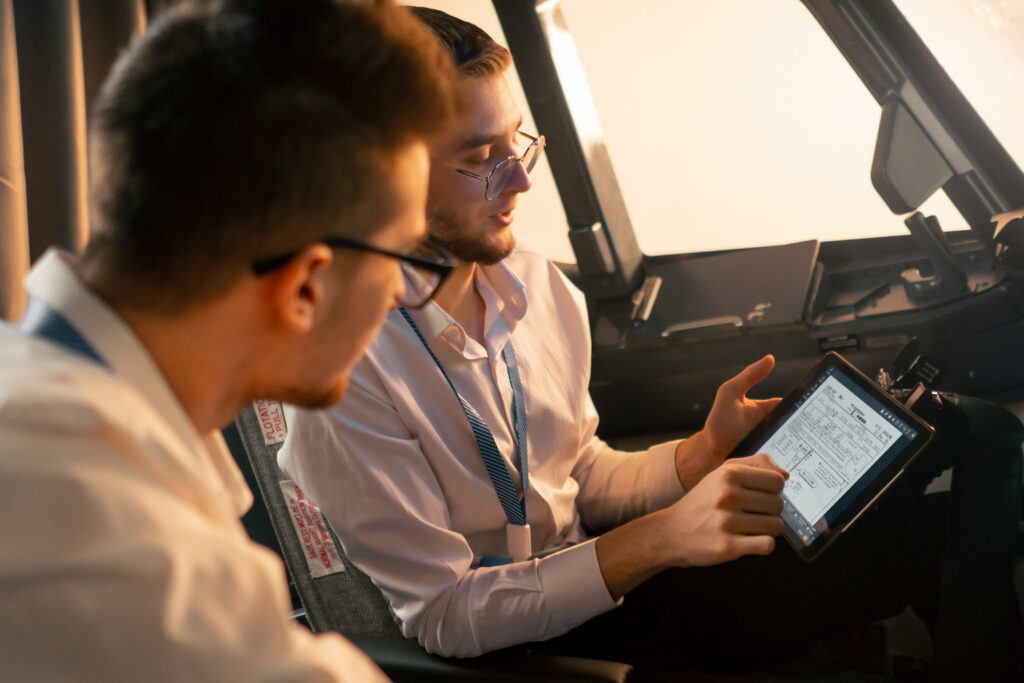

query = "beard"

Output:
[[429, 210, 516, 265]]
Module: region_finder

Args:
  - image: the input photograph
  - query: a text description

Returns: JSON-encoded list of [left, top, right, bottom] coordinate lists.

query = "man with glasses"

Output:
[[279, 5, 798, 668], [278, 7, 1021, 680], [0, 0, 457, 679], [252, 235, 456, 310]]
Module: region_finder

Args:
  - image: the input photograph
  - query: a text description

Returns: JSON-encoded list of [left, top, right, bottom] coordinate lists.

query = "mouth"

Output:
[[489, 208, 515, 227]]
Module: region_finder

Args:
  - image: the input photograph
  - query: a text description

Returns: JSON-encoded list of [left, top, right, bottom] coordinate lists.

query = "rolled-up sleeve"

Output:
[[570, 395, 685, 533]]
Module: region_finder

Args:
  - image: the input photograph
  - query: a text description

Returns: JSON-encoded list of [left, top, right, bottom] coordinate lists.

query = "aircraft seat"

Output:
[[229, 400, 633, 683]]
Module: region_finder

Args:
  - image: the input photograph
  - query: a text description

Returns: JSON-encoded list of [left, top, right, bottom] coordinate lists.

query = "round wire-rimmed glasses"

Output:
[[252, 236, 456, 309], [434, 130, 546, 200]]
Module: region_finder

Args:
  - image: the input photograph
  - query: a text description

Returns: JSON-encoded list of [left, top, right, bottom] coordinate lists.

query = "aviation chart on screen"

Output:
[[760, 370, 916, 543]]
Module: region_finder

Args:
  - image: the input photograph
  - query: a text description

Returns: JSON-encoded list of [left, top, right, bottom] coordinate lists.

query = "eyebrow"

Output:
[[456, 117, 524, 152]]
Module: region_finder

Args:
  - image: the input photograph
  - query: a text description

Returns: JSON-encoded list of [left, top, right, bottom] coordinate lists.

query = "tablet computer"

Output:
[[729, 351, 934, 560]]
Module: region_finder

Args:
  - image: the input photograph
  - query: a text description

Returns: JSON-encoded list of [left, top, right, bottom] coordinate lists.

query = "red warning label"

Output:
[[254, 399, 287, 445], [279, 480, 344, 578]]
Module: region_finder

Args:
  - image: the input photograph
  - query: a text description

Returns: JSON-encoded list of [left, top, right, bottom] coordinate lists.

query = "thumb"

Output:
[[752, 396, 783, 416], [721, 355, 775, 399], [750, 452, 789, 479]]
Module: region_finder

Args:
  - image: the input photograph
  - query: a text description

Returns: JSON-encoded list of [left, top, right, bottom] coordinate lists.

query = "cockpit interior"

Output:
[[2, 1, 1023, 681]]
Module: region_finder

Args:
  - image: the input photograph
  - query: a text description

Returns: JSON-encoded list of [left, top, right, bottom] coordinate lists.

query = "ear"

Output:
[[264, 244, 335, 334]]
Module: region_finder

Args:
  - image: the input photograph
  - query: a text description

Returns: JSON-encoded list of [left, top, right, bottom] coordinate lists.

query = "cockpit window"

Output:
[[560, 0, 1009, 255], [416, 1, 1023, 259]]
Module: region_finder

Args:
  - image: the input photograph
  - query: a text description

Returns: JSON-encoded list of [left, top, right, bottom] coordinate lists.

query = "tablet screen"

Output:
[[730, 352, 933, 559]]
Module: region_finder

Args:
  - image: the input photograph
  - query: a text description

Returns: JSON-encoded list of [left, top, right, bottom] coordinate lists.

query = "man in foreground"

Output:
[[0, 0, 456, 679]]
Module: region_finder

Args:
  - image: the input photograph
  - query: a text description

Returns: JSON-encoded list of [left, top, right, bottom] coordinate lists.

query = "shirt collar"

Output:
[[477, 259, 527, 333], [400, 258, 528, 356], [22, 249, 252, 515]]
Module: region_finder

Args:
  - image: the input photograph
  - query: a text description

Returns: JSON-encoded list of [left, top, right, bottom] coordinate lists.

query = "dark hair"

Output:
[[408, 7, 510, 77], [82, 0, 456, 312]]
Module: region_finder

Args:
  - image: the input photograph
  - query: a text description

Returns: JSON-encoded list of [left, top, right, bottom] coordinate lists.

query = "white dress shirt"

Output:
[[0, 250, 386, 682], [279, 247, 684, 657]]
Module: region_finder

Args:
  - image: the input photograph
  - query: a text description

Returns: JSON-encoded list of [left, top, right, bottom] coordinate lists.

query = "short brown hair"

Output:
[[408, 7, 511, 77], [83, 0, 456, 313]]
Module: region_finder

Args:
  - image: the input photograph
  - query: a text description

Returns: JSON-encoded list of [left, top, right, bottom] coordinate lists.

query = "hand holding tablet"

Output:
[[728, 351, 934, 560]]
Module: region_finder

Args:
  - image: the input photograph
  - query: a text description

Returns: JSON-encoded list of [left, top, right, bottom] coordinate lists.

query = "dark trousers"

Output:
[[533, 396, 1023, 682], [536, 492, 948, 679]]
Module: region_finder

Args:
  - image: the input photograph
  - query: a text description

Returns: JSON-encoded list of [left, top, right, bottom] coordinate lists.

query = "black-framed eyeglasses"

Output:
[[433, 130, 545, 201], [252, 236, 455, 309]]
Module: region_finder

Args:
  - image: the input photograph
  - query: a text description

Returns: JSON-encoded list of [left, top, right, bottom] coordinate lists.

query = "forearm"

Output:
[[595, 455, 789, 601], [594, 508, 674, 600], [674, 429, 721, 491]]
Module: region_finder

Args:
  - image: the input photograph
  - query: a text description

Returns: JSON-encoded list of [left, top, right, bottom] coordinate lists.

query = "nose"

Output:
[[502, 157, 532, 195]]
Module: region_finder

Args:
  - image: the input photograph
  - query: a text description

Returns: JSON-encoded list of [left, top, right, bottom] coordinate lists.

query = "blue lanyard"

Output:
[[399, 307, 529, 529], [19, 296, 107, 366]]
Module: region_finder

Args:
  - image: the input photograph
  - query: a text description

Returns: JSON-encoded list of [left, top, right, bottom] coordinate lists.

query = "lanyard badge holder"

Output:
[[400, 308, 531, 563]]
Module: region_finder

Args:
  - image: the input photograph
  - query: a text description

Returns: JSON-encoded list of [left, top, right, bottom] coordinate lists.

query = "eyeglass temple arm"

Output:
[[454, 168, 487, 182]]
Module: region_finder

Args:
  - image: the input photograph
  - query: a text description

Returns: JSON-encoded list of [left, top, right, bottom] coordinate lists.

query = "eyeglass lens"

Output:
[[485, 138, 543, 200]]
